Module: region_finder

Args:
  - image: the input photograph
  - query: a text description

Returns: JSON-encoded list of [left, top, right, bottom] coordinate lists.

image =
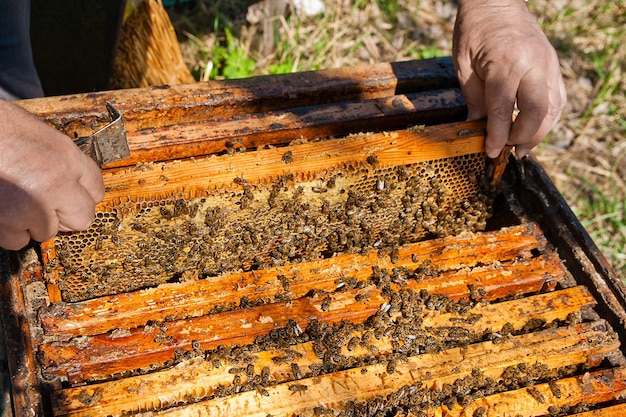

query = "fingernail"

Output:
[[487, 149, 501, 159], [515, 149, 528, 159]]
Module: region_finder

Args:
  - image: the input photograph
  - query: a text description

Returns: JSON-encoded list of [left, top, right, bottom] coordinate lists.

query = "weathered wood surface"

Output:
[[17, 59, 459, 136], [567, 404, 626, 416], [17, 59, 464, 168], [0, 249, 45, 417], [40, 283, 594, 385], [95, 121, 486, 209], [438, 367, 626, 417], [50, 319, 621, 416], [97, 89, 465, 168], [39, 222, 554, 338]]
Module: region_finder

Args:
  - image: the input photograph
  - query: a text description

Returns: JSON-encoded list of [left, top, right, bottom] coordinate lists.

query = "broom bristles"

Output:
[[110, 0, 195, 89]]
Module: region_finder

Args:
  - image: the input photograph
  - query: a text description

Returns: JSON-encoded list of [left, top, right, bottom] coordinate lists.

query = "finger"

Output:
[[0, 227, 31, 251], [508, 71, 550, 157], [484, 73, 518, 158], [459, 72, 487, 121], [510, 66, 566, 158], [454, 53, 488, 122], [56, 185, 98, 232], [25, 209, 60, 243], [78, 152, 105, 205]]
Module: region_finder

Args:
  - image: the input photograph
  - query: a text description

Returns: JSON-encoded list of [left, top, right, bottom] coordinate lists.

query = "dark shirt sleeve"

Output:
[[0, 0, 43, 100]]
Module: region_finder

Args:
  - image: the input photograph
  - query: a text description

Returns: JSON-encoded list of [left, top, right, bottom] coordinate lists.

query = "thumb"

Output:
[[458, 71, 487, 121]]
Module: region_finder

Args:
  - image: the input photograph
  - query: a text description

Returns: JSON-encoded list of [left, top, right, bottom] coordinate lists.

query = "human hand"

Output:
[[452, 0, 567, 158], [0, 100, 105, 250]]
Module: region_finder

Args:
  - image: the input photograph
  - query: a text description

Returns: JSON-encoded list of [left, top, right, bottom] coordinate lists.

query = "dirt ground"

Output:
[[169, 0, 625, 279]]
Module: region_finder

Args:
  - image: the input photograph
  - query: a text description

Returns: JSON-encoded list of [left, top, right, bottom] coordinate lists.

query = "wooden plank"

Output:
[[101, 89, 465, 167], [38, 286, 596, 384], [51, 320, 620, 416], [17, 58, 459, 138], [96, 120, 486, 208], [0, 249, 45, 416], [51, 320, 618, 416], [439, 367, 626, 417], [567, 404, 626, 416], [39, 223, 555, 338]]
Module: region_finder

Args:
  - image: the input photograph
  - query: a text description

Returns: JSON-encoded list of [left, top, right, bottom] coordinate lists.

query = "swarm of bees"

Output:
[[41, 142, 603, 416], [143, 282, 569, 416], [50, 152, 491, 302]]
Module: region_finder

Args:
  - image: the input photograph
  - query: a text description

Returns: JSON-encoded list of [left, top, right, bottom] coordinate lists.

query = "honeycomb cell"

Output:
[[49, 152, 491, 302]]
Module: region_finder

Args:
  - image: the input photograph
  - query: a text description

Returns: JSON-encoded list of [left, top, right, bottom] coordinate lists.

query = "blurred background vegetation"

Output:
[[164, 0, 624, 280]]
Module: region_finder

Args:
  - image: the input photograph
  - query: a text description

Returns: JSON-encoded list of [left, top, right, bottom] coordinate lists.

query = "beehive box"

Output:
[[1, 58, 625, 416]]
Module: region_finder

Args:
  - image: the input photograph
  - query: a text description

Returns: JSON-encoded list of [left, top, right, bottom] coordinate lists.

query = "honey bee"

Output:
[[191, 340, 202, 356], [94, 236, 104, 250], [232, 375, 242, 393], [47, 257, 59, 269], [246, 364, 255, 381], [293, 186, 304, 199], [364, 344, 379, 353], [527, 386, 546, 404], [548, 380, 562, 398], [261, 366, 271, 385], [282, 151, 293, 164], [547, 405, 561, 416], [228, 367, 245, 375], [288, 384, 308, 394], [153, 334, 173, 344], [321, 296, 331, 312], [355, 292, 370, 303], [366, 155, 379, 165], [291, 363, 302, 380], [277, 274, 290, 292], [159, 206, 173, 220], [347, 337, 359, 351], [312, 341, 325, 360]]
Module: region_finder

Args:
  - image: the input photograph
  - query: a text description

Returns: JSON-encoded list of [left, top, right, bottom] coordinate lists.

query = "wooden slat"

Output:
[[50, 320, 620, 416], [39, 285, 595, 384], [0, 249, 46, 416], [568, 404, 626, 416], [106, 89, 465, 167], [95, 120, 486, 209], [440, 367, 626, 417], [39, 223, 554, 338], [17, 58, 459, 138]]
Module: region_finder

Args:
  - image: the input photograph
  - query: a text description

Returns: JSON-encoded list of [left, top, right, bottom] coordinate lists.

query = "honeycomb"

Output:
[[47, 152, 491, 302]]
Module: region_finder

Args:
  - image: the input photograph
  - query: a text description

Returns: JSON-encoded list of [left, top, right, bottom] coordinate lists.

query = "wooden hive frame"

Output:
[[0, 57, 624, 416]]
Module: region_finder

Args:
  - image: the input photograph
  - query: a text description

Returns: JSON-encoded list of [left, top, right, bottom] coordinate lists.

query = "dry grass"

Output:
[[168, 0, 625, 279]]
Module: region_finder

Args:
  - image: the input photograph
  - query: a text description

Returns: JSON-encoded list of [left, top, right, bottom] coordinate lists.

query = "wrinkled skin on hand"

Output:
[[453, 0, 567, 158], [0, 100, 104, 250]]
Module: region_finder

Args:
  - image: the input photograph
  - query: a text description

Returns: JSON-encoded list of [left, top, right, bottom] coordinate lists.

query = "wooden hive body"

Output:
[[1, 58, 625, 416]]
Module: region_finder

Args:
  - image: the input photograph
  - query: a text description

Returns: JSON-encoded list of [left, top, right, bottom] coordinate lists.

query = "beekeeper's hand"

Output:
[[453, 0, 567, 158], [0, 99, 104, 250]]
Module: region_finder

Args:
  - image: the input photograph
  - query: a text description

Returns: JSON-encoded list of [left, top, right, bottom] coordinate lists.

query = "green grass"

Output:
[[571, 172, 626, 278]]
